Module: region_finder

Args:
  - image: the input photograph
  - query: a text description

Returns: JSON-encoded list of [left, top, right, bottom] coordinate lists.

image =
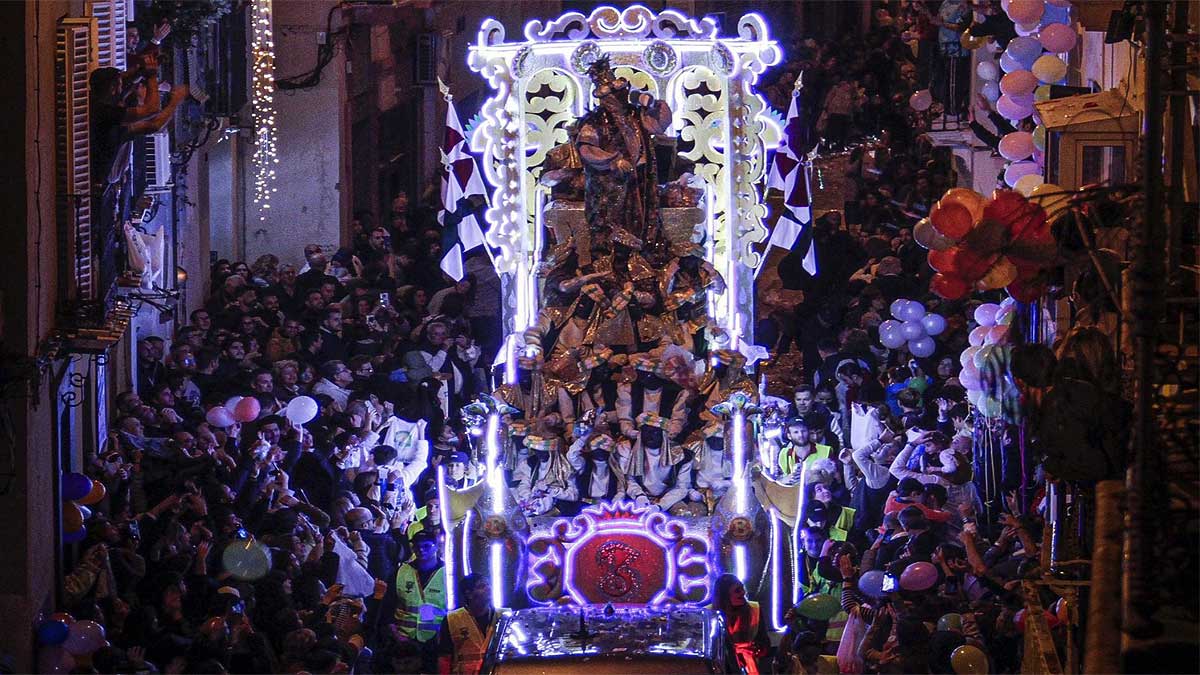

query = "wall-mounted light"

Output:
[[175, 266, 188, 287]]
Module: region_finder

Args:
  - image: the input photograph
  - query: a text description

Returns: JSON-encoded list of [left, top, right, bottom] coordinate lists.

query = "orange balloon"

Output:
[[928, 248, 958, 273], [930, 201, 975, 239], [64, 502, 84, 533], [50, 612, 75, 625], [77, 480, 107, 506], [941, 187, 987, 222]]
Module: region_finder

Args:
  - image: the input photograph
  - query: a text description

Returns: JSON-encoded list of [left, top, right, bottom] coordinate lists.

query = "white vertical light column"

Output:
[[485, 412, 506, 607], [436, 465, 456, 610], [732, 408, 748, 581], [250, 0, 278, 223]]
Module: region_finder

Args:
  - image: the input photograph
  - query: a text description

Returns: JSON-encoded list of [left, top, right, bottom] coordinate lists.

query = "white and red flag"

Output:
[[765, 77, 818, 276], [438, 79, 489, 281]]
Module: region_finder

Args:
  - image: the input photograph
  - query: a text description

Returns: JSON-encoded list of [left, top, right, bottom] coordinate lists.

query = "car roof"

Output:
[[491, 604, 724, 663]]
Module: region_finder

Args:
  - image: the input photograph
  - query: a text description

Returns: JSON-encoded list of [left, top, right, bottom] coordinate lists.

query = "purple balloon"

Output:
[[901, 320, 927, 341], [889, 299, 909, 320], [881, 326, 907, 350], [909, 336, 937, 358], [62, 472, 92, 502], [921, 313, 947, 336], [858, 570, 887, 598], [898, 300, 926, 322], [900, 561, 940, 591], [1006, 36, 1043, 69], [999, 50, 1022, 73]]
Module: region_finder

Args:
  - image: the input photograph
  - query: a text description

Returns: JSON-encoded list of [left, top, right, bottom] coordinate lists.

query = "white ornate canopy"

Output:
[[467, 4, 781, 364]]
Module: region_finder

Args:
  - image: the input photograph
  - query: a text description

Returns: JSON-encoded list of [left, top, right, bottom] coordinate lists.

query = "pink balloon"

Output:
[[996, 94, 1033, 121], [205, 405, 236, 428], [234, 396, 261, 423], [959, 362, 982, 390], [1006, 0, 1044, 24], [988, 324, 1011, 345], [960, 346, 982, 368], [974, 303, 1000, 327], [998, 131, 1034, 161], [969, 326, 990, 347], [1005, 161, 1042, 187], [900, 561, 940, 591], [1000, 70, 1038, 97], [1039, 22, 1077, 52]]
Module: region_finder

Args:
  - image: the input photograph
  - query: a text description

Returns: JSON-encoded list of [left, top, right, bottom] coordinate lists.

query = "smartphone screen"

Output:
[[882, 574, 897, 593]]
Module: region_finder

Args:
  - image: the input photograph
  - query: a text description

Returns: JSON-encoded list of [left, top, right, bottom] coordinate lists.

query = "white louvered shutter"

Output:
[[56, 18, 98, 303], [87, 0, 127, 71], [144, 130, 173, 193]]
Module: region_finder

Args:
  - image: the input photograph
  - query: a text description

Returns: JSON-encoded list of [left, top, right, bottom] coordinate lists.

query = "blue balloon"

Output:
[[37, 620, 70, 646], [62, 528, 86, 544], [62, 472, 92, 502], [1006, 37, 1043, 69], [1040, 4, 1070, 26]]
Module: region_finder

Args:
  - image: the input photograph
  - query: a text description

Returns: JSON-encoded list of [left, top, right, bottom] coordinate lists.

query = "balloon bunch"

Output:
[[878, 299, 945, 358], [957, 299, 1022, 419], [62, 471, 106, 544], [36, 613, 107, 673], [918, 188, 1056, 303], [973, 0, 1079, 196]]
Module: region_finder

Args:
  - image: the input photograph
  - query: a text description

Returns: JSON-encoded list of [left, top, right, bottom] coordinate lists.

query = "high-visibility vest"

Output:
[[394, 563, 447, 642], [446, 607, 497, 675], [777, 444, 831, 477]]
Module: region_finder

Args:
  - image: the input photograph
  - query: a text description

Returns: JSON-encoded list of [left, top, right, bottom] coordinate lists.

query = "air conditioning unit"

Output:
[[415, 33, 438, 84], [144, 131, 173, 193]]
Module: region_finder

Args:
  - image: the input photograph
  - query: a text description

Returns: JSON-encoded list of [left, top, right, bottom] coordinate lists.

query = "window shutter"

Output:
[[87, 0, 126, 71], [144, 130, 173, 193], [56, 18, 98, 304]]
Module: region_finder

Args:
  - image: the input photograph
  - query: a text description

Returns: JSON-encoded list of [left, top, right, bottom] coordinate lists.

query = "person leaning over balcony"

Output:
[[89, 52, 188, 187]]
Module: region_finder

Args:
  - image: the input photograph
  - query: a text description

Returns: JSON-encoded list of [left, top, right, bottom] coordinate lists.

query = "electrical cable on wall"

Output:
[[276, 4, 345, 91]]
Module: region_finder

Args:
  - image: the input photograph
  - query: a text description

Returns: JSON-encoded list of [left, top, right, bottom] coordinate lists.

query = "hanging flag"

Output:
[[438, 79, 489, 279], [765, 75, 818, 276]]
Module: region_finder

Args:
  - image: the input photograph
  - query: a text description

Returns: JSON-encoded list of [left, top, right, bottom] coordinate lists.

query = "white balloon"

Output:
[[285, 396, 319, 425]]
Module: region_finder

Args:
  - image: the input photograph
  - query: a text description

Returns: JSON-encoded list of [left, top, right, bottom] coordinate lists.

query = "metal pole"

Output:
[[1165, 0, 1190, 285], [1084, 480, 1123, 673], [1122, 0, 1166, 644]]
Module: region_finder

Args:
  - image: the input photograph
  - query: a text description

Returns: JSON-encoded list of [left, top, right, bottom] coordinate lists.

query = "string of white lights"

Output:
[[251, 0, 278, 223]]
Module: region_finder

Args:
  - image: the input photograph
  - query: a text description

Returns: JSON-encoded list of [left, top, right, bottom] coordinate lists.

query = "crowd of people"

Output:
[[50, 5, 1096, 675]]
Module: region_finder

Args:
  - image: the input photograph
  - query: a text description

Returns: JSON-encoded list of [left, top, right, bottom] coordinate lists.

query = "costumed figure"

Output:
[[576, 56, 674, 262], [616, 354, 688, 443], [692, 349, 757, 431], [690, 421, 732, 514], [624, 412, 695, 514], [566, 431, 628, 507], [513, 435, 578, 517]]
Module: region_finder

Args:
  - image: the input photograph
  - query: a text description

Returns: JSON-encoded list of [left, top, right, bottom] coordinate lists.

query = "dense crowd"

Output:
[[49, 5, 1107, 675]]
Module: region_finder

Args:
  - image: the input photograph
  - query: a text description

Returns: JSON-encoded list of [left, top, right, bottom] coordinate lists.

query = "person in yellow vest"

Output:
[[709, 573, 769, 675], [395, 530, 448, 672], [776, 417, 831, 482], [437, 573, 496, 675]]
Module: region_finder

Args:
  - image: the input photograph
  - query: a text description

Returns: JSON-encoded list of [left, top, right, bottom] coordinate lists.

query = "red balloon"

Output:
[[931, 273, 971, 300], [928, 247, 958, 272], [1007, 278, 1046, 303], [234, 396, 261, 423], [956, 249, 1002, 282], [930, 201, 975, 239]]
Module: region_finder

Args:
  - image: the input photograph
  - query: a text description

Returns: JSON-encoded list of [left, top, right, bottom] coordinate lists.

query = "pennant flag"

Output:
[[438, 79, 489, 279], [765, 76, 818, 277]]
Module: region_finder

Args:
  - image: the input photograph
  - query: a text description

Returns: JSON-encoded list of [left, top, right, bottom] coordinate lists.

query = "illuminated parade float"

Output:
[[435, 5, 808, 627]]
